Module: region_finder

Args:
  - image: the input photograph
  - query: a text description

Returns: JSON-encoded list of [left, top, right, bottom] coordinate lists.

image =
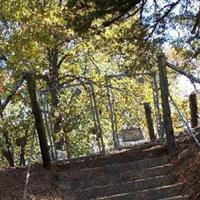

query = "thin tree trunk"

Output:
[[48, 48, 60, 107], [2, 131, 15, 166], [19, 146, 26, 166], [65, 133, 72, 159], [144, 102, 156, 141]]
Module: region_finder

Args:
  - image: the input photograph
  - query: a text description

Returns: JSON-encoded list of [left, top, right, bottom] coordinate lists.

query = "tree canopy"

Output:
[[0, 0, 199, 167]]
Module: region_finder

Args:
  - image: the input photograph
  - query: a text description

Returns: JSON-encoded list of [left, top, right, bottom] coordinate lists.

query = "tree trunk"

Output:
[[49, 70, 60, 107], [26, 72, 51, 170], [65, 133, 72, 159], [144, 103, 156, 141], [19, 146, 26, 166], [189, 93, 198, 128], [48, 48, 60, 107], [2, 150, 14, 167], [16, 136, 27, 166], [47, 48, 63, 149], [2, 131, 15, 166], [157, 53, 176, 155]]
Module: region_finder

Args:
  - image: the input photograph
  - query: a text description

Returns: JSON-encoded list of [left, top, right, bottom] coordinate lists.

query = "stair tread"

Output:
[[89, 183, 185, 200], [56, 144, 166, 170], [58, 163, 173, 190], [76, 175, 177, 200], [157, 195, 189, 200], [80, 155, 168, 171], [89, 163, 173, 177], [59, 163, 173, 179], [77, 174, 175, 191], [139, 182, 184, 193], [60, 156, 169, 180]]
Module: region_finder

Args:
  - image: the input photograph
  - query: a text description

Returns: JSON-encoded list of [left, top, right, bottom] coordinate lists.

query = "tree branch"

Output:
[[167, 62, 200, 84], [0, 75, 26, 114]]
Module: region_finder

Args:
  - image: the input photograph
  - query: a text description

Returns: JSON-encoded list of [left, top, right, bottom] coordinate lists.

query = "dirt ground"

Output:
[[171, 133, 200, 200]]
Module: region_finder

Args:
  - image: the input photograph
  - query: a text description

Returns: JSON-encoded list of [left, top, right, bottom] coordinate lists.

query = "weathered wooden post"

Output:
[[25, 72, 51, 169], [144, 102, 156, 141], [157, 53, 176, 154], [189, 92, 198, 128], [152, 73, 164, 142]]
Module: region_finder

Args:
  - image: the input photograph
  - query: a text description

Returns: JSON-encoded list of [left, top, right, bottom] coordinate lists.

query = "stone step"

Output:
[[56, 145, 166, 171], [90, 183, 185, 200], [158, 196, 189, 200], [76, 175, 177, 200], [57, 156, 168, 181], [72, 164, 173, 190]]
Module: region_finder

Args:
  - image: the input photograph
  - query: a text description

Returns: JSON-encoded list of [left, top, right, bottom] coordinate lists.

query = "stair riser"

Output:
[[73, 165, 173, 190], [76, 175, 176, 200]]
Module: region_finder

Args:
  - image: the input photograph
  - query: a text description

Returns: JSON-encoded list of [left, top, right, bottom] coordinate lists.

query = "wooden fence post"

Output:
[[25, 72, 51, 169], [189, 93, 198, 128], [144, 102, 156, 141], [157, 53, 176, 154], [152, 73, 164, 142]]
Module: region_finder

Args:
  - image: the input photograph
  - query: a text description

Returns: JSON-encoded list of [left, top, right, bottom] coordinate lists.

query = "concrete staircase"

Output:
[[56, 144, 188, 200]]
